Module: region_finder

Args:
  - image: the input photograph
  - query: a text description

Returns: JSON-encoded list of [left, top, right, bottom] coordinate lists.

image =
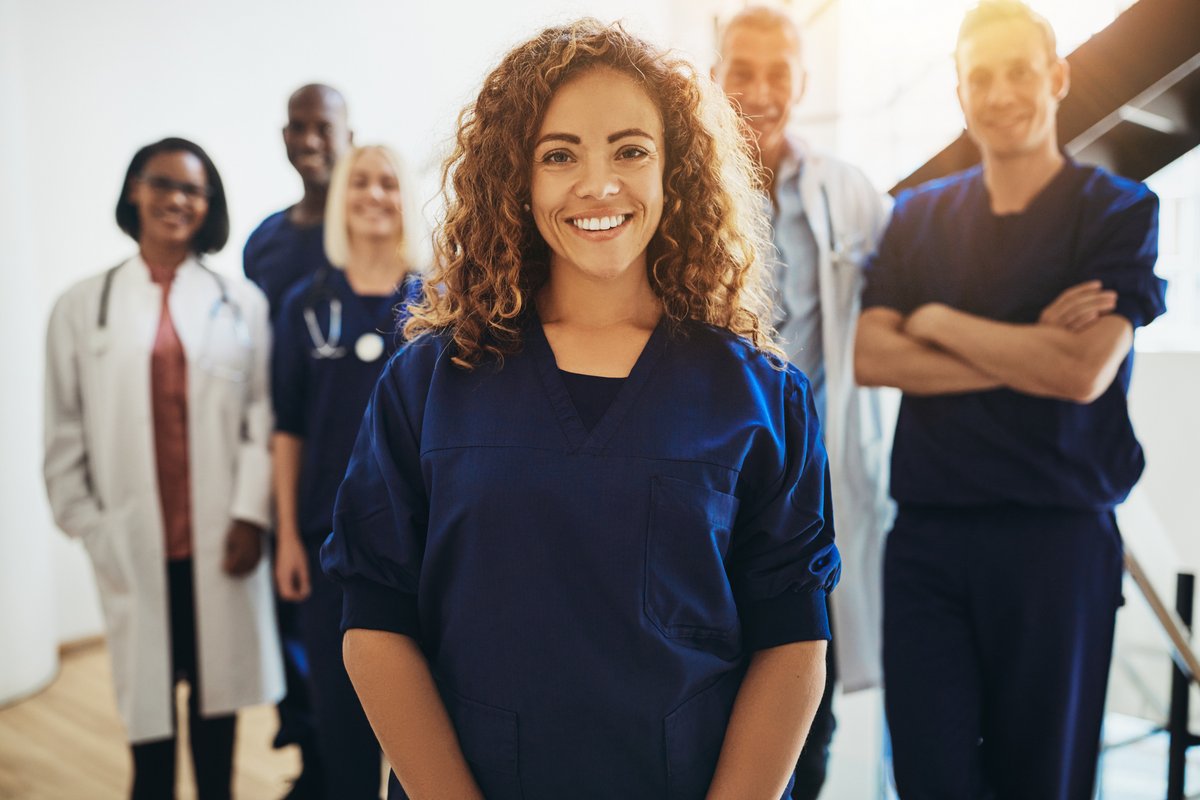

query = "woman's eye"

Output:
[[618, 146, 649, 160], [540, 150, 573, 164]]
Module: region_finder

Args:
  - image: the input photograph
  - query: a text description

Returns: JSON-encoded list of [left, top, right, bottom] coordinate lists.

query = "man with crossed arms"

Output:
[[855, 2, 1166, 797]]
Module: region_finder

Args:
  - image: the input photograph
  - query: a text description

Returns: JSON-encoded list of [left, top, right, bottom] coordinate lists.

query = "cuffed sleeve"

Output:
[[741, 588, 830, 652], [728, 369, 840, 650], [321, 342, 435, 638], [1080, 185, 1165, 329], [339, 577, 422, 638]]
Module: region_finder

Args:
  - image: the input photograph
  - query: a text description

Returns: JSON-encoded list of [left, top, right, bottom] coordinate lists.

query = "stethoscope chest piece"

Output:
[[355, 332, 385, 362]]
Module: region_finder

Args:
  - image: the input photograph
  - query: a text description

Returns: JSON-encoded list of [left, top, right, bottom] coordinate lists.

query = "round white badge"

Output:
[[355, 332, 385, 362]]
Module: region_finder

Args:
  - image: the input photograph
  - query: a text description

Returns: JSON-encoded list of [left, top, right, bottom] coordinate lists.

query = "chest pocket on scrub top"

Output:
[[644, 476, 741, 651]]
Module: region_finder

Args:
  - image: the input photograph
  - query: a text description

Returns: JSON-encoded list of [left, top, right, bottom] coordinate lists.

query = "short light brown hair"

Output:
[[716, 5, 803, 61], [956, 0, 1058, 64]]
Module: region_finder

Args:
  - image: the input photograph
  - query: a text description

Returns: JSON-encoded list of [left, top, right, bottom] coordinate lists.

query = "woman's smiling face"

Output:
[[530, 67, 665, 284]]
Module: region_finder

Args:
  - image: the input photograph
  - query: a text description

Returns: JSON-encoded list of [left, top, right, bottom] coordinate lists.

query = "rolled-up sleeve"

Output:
[[320, 346, 431, 640], [729, 368, 840, 652], [1080, 186, 1166, 330]]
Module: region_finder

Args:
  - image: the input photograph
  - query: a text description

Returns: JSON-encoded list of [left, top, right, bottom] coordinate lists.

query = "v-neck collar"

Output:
[[974, 157, 1079, 221], [527, 311, 667, 454], [332, 269, 412, 331]]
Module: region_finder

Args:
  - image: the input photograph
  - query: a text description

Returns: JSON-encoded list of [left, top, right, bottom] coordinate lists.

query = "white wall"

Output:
[[0, 0, 59, 706]]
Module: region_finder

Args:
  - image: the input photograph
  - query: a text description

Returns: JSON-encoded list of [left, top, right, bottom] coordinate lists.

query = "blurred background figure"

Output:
[[712, 8, 894, 798], [43, 137, 282, 799], [245, 84, 355, 314], [271, 144, 423, 800], [244, 83, 354, 799]]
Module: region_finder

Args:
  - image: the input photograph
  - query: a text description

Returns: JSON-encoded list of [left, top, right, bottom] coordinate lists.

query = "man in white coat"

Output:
[[43, 137, 284, 798], [714, 8, 896, 797]]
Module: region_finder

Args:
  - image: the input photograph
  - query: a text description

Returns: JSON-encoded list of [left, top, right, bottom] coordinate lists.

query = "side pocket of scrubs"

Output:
[[644, 476, 741, 650], [439, 684, 523, 800], [664, 666, 744, 799]]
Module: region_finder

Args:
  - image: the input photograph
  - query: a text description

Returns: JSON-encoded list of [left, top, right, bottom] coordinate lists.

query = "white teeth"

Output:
[[572, 215, 626, 231]]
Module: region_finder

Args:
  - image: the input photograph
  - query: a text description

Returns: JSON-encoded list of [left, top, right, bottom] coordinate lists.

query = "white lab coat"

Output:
[[43, 254, 284, 743], [787, 139, 899, 692]]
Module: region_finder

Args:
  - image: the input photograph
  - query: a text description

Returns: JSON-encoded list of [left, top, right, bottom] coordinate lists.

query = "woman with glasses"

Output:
[[322, 21, 837, 799], [44, 137, 282, 800], [270, 144, 422, 799]]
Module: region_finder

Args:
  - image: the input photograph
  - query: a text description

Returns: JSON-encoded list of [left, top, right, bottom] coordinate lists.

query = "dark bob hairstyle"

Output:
[[114, 137, 230, 254]]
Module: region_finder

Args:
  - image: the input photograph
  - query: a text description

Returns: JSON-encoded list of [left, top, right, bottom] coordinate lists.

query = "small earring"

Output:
[[523, 203, 531, 212]]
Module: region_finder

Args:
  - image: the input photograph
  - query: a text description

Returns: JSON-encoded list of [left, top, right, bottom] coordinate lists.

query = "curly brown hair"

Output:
[[405, 18, 781, 368]]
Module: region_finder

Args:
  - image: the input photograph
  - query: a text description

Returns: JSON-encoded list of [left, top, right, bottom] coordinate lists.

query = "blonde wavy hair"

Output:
[[405, 18, 781, 368]]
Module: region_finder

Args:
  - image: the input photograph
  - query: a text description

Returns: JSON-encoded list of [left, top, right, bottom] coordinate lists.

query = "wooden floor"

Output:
[[0, 641, 300, 799]]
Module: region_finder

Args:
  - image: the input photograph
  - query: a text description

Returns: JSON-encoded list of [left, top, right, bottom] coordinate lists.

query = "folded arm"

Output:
[[904, 302, 1132, 403], [854, 306, 1003, 395]]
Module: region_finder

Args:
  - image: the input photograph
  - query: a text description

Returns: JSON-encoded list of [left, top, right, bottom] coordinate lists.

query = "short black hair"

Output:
[[114, 137, 230, 254]]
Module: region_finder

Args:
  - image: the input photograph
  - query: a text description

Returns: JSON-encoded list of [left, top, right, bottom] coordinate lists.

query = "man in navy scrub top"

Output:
[[854, 2, 1166, 798], [243, 82, 353, 798]]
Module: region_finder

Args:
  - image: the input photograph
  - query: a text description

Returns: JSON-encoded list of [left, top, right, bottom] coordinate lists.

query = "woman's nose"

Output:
[[575, 157, 619, 199]]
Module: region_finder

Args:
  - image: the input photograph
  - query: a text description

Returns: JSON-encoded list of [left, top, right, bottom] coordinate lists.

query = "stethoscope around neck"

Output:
[[301, 266, 406, 363], [96, 259, 252, 382]]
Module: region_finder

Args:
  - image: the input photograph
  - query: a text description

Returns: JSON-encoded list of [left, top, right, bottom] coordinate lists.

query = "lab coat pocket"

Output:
[[663, 667, 743, 799], [439, 684, 523, 799], [645, 476, 741, 652], [195, 302, 253, 384], [81, 509, 132, 598]]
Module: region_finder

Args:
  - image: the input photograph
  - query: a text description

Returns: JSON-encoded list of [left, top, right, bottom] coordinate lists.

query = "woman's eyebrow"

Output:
[[535, 132, 581, 147], [607, 128, 654, 142]]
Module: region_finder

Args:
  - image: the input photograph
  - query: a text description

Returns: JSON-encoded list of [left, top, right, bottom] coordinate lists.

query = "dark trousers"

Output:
[[792, 615, 837, 800], [130, 559, 237, 800], [272, 542, 323, 797], [883, 506, 1124, 800], [299, 540, 382, 799]]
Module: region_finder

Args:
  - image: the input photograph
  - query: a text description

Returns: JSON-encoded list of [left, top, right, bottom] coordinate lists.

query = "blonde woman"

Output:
[[271, 145, 421, 799], [323, 21, 837, 800]]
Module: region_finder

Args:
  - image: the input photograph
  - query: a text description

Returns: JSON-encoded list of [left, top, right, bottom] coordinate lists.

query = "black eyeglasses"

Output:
[[138, 174, 213, 201]]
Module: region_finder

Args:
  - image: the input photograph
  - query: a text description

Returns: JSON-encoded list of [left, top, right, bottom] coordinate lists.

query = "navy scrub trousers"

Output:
[[883, 505, 1125, 800]]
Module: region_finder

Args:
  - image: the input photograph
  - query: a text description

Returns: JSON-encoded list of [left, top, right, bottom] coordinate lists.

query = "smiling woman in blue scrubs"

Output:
[[271, 145, 421, 799], [321, 21, 839, 800]]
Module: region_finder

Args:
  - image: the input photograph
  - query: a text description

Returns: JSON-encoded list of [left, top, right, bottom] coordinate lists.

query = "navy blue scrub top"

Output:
[[321, 316, 838, 798], [244, 209, 335, 318], [272, 268, 421, 545], [863, 160, 1166, 510]]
